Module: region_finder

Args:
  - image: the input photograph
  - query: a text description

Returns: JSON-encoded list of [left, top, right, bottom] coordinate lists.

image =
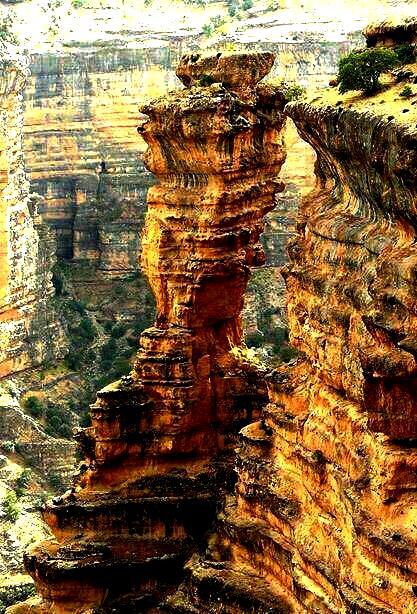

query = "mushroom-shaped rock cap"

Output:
[[363, 16, 417, 47], [176, 51, 275, 92]]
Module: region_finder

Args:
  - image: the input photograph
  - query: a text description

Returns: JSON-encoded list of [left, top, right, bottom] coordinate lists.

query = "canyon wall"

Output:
[[15, 51, 287, 613], [166, 22, 417, 614], [22, 38, 336, 277], [12, 18, 417, 613], [0, 44, 65, 379]]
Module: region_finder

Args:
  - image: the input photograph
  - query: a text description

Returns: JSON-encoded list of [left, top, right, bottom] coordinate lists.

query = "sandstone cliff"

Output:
[[0, 43, 66, 379], [14, 51, 287, 613], [166, 21, 417, 614]]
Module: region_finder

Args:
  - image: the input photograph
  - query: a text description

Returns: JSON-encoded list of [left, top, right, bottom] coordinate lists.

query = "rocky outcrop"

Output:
[[0, 44, 66, 379], [167, 27, 417, 614], [21, 19, 356, 332], [16, 51, 287, 613]]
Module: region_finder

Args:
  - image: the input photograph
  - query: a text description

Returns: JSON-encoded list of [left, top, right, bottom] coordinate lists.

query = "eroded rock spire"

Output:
[[14, 51, 287, 613]]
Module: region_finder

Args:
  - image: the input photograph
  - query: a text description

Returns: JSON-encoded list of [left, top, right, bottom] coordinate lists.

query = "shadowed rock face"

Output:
[[15, 52, 286, 614]]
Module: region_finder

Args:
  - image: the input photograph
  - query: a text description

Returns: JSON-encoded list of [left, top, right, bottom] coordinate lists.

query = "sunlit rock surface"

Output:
[[16, 51, 287, 613], [0, 43, 66, 378], [168, 22, 417, 614]]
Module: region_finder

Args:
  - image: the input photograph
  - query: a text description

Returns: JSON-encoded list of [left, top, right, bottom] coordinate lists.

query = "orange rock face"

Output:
[[19, 52, 286, 613], [167, 42, 417, 614]]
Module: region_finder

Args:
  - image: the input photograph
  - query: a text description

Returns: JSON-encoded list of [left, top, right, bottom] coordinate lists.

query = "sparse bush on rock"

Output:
[[337, 47, 398, 95]]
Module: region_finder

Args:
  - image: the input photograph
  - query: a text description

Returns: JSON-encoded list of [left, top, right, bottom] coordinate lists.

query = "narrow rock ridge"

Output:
[[0, 44, 65, 378], [166, 25, 417, 614], [15, 52, 287, 613]]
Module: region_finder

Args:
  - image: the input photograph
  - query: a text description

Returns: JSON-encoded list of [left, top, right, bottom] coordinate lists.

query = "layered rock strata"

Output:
[[0, 45, 65, 379], [18, 52, 287, 613], [167, 27, 417, 614]]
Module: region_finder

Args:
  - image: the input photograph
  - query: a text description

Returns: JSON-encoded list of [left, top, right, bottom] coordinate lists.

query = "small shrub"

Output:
[[246, 331, 264, 348], [64, 350, 82, 371], [51, 268, 64, 296], [132, 315, 150, 336], [0, 16, 18, 45], [45, 405, 73, 439], [284, 84, 306, 102], [104, 321, 114, 334], [72, 0, 84, 7], [15, 468, 32, 497], [1, 440, 15, 454], [23, 396, 45, 418], [101, 338, 118, 366], [399, 85, 413, 98], [395, 43, 416, 65], [79, 411, 91, 428], [272, 327, 288, 354], [67, 299, 86, 315], [3, 491, 19, 522], [78, 317, 96, 341], [112, 283, 127, 298], [338, 47, 398, 95], [110, 323, 127, 339], [202, 23, 213, 37], [280, 346, 299, 363], [112, 357, 132, 378], [242, 0, 253, 9]]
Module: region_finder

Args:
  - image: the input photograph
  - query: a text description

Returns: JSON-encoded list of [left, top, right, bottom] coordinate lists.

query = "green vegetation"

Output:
[[1, 441, 15, 454], [72, 0, 85, 8], [51, 265, 65, 297], [23, 396, 45, 418], [337, 47, 398, 95], [284, 84, 306, 102], [3, 491, 19, 522], [45, 404, 73, 439], [15, 469, 32, 498], [100, 338, 118, 370], [0, 15, 18, 45], [23, 396, 74, 440], [66, 298, 86, 315], [64, 314, 97, 370], [280, 346, 299, 363], [400, 84, 413, 98], [395, 43, 416, 65], [244, 269, 297, 364], [0, 582, 35, 614], [110, 323, 128, 339], [198, 74, 216, 86]]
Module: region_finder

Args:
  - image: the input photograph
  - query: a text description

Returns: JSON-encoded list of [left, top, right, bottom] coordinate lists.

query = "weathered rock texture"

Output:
[[166, 25, 417, 614], [0, 44, 65, 379], [18, 52, 287, 613], [24, 48, 159, 272]]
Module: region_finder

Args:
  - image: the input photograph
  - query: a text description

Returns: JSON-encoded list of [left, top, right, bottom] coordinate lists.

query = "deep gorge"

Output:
[[1, 0, 417, 612]]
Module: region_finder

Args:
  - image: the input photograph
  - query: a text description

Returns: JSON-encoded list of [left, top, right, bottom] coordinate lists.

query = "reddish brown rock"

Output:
[[17, 51, 286, 613], [166, 25, 417, 614]]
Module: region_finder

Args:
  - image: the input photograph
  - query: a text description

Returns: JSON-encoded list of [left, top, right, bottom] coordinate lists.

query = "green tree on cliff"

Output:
[[337, 47, 398, 95]]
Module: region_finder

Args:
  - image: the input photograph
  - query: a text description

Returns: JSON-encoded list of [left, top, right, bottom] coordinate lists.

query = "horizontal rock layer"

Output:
[[0, 46, 65, 379], [172, 55, 417, 612], [19, 51, 287, 613]]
